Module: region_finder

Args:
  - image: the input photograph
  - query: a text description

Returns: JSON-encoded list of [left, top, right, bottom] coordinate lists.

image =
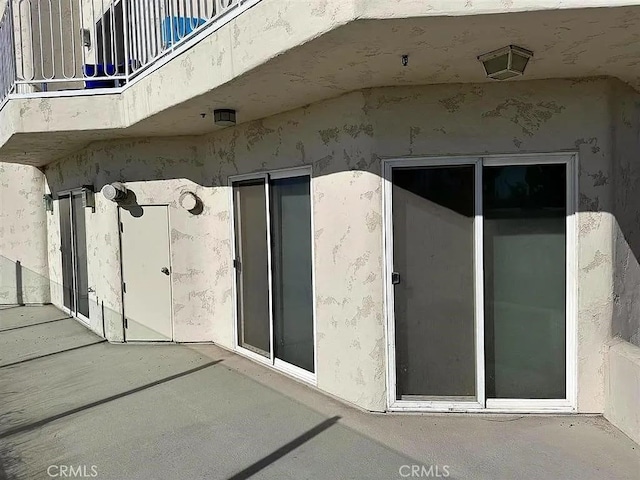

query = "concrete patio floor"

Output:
[[0, 305, 638, 480]]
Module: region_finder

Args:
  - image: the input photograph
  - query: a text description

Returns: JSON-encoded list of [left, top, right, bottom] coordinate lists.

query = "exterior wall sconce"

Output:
[[179, 191, 202, 214], [214, 109, 236, 127], [43, 193, 54, 213], [101, 182, 128, 202], [81, 28, 91, 48], [478, 45, 533, 80], [82, 185, 95, 212]]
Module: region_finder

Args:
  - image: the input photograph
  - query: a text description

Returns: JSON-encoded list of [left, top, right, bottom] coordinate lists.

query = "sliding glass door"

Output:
[[233, 179, 271, 357], [59, 191, 90, 321], [392, 165, 476, 401], [483, 164, 567, 401], [232, 169, 315, 380], [386, 155, 574, 411]]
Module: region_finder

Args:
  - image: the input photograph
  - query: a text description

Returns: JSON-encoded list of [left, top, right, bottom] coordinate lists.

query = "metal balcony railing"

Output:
[[0, 0, 260, 106]]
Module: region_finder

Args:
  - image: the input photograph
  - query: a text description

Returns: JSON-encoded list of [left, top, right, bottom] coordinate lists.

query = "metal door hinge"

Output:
[[120, 222, 123, 233], [391, 272, 401, 285], [233, 258, 241, 271], [122, 282, 126, 293], [124, 317, 128, 329]]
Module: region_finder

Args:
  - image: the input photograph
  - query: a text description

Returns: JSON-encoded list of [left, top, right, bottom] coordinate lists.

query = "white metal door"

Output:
[[120, 205, 173, 341]]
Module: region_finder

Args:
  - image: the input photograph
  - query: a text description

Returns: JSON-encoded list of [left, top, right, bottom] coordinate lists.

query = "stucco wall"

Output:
[[0, 162, 50, 304], [605, 339, 640, 444], [43, 78, 622, 412], [612, 83, 640, 347]]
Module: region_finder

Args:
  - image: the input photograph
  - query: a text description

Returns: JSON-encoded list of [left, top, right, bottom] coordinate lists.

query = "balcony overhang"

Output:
[[1, 3, 639, 166]]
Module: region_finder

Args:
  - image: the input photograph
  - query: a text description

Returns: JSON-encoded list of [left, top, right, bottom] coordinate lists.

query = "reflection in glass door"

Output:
[[483, 164, 566, 401], [391, 165, 476, 401], [59, 191, 90, 321], [232, 170, 315, 380], [233, 179, 271, 357], [387, 155, 574, 411]]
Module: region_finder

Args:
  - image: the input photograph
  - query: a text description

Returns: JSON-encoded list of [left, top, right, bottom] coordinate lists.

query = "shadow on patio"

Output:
[[0, 305, 638, 480]]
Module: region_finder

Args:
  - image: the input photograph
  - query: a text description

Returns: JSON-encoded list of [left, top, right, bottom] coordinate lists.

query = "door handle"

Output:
[[161, 267, 170, 275], [391, 272, 401, 285]]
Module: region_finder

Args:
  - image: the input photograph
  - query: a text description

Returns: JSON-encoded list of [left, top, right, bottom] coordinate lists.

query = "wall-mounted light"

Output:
[[478, 45, 533, 80], [43, 193, 53, 213], [179, 191, 203, 215], [82, 185, 95, 212], [214, 109, 236, 127], [101, 182, 128, 202], [81, 28, 91, 48]]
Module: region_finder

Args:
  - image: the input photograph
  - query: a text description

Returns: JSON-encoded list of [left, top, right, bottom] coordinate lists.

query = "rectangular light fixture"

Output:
[[82, 185, 95, 212], [478, 45, 533, 80], [43, 193, 53, 213]]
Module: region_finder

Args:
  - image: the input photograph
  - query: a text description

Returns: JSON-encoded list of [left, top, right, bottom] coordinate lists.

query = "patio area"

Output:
[[0, 305, 638, 480]]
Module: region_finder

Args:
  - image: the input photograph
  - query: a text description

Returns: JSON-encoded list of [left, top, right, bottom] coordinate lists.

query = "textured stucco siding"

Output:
[[0, 163, 50, 304], [605, 339, 640, 444], [612, 83, 640, 347], [40, 78, 624, 412]]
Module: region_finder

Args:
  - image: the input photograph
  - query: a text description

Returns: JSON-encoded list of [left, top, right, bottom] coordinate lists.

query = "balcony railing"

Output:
[[0, 0, 260, 106]]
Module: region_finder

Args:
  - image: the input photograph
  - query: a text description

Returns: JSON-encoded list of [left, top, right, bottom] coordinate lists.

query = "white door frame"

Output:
[[383, 153, 578, 413], [229, 166, 318, 386]]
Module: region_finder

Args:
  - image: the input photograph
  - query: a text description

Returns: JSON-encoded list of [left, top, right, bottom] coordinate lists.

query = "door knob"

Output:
[[161, 267, 170, 275]]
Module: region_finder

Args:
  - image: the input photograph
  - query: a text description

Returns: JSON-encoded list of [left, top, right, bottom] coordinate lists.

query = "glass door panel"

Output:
[[483, 164, 566, 399], [71, 193, 90, 318], [392, 165, 476, 400], [59, 195, 74, 311], [270, 176, 314, 373], [233, 180, 271, 357]]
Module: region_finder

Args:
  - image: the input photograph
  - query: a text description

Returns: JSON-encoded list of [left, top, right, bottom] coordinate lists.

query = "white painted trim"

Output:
[[274, 358, 317, 385], [308, 168, 319, 377], [389, 401, 484, 413], [269, 166, 311, 179], [234, 345, 317, 386], [382, 159, 397, 408], [566, 154, 579, 410], [485, 398, 575, 411], [117, 206, 126, 341], [229, 181, 239, 352], [474, 159, 485, 406], [483, 153, 575, 166], [383, 153, 578, 413], [165, 205, 175, 342], [264, 177, 275, 361]]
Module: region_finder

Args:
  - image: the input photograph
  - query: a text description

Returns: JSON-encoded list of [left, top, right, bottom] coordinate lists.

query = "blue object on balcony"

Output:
[[161, 16, 207, 47], [83, 63, 118, 89]]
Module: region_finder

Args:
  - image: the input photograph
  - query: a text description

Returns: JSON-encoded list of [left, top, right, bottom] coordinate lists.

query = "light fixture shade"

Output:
[[101, 182, 128, 202], [478, 45, 533, 80], [179, 191, 199, 211], [214, 109, 236, 126]]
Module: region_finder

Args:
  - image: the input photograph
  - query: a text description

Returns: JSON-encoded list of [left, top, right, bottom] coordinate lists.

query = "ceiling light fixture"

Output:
[[214, 109, 236, 127], [478, 45, 533, 80]]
